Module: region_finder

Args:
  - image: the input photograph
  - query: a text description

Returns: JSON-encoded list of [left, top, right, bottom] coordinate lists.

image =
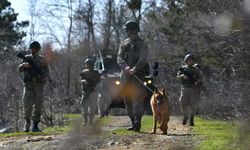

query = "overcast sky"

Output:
[[9, 0, 29, 21]]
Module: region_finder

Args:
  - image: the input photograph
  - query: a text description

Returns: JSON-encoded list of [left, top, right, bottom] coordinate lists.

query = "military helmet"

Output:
[[84, 58, 94, 67], [184, 54, 194, 62], [29, 41, 41, 50], [124, 20, 140, 32]]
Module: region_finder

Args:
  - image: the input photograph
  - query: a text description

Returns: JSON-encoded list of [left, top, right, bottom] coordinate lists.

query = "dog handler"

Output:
[[117, 20, 148, 132]]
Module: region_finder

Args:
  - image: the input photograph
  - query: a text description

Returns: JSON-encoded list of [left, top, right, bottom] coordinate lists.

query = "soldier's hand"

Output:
[[124, 66, 130, 74], [129, 67, 136, 75], [182, 75, 189, 80], [18, 63, 31, 72], [22, 63, 31, 68], [81, 80, 88, 85]]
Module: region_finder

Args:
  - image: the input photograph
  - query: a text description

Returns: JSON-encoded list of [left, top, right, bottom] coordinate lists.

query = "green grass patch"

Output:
[[98, 117, 111, 126], [193, 117, 250, 150], [0, 125, 72, 138], [63, 113, 82, 119], [0, 114, 82, 137], [141, 115, 153, 132], [110, 115, 153, 135]]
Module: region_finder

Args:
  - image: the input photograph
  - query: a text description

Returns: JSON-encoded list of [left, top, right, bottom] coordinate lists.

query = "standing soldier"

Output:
[[80, 59, 100, 125], [117, 20, 148, 132], [177, 54, 201, 126], [97, 69, 111, 118], [18, 41, 50, 132]]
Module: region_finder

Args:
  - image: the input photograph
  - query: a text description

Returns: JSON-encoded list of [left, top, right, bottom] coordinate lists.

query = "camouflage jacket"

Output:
[[80, 68, 100, 92], [117, 35, 148, 80], [177, 64, 202, 87], [20, 53, 49, 84]]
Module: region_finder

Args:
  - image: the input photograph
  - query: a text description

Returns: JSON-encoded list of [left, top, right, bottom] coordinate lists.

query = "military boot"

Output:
[[134, 121, 141, 132], [83, 116, 88, 126], [189, 115, 194, 126], [23, 120, 30, 132], [134, 115, 142, 132], [182, 115, 188, 125], [32, 121, 42, 132], [126, 117, 135, 130]]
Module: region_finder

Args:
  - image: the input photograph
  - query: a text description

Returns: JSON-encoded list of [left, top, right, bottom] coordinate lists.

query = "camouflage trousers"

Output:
[[81, 90, 98, 124], [122, 79, 146, 125], [97, 93, 111, 117], [179, 86, 197, 117], [22, 83, 44, 123]]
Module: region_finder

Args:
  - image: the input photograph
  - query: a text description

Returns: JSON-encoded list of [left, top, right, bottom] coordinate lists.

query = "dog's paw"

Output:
[[150, 130, 156, 134], [161, 132, 167, 135]]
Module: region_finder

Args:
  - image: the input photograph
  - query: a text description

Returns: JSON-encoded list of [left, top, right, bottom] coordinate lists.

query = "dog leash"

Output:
[[133, 74, 154, 93]]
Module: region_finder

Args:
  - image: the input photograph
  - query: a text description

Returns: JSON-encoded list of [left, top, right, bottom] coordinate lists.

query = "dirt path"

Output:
[[0, 116, 197, 150]]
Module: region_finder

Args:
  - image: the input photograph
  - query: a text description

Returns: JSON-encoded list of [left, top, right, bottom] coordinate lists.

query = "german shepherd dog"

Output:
[[150, 88, 169, 135]]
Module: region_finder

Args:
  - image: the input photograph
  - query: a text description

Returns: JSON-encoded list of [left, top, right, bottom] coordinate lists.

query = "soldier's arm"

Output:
[[117, 42, 129, 70], [133, 40, 148, 72], [17, 57, 31, 72], [177, 67, 190, 80], [80, 71, 89, 86], [177, 70, 183, 79], [18, 63, 31, 72]]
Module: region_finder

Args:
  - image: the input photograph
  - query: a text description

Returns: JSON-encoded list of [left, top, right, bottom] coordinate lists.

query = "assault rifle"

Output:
[[16, 51, 43, 76], [16, 51, 54, 85], [178, 66, 197, 84]]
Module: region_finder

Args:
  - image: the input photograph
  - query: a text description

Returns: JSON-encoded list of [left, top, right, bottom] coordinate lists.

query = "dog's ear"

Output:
[[160, 87, 167, 96], [159, 87, 165, 93]]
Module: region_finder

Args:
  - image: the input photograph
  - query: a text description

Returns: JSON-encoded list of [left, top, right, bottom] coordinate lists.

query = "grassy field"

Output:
[[193, 117, 250, 150], [1, 114, 249, 150], [106, 115, 152, 135], [108, 115, 250, 150]]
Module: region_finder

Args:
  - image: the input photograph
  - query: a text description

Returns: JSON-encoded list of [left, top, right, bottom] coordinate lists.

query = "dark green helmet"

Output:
[[29, 41, 41, 50], [184, 54, 194, 62], [124, 20, 140, 32], [84, 58, 94, 67]]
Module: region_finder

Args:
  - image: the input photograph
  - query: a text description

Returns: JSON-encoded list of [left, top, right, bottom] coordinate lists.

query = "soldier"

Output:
[[117, 20, 148, 132], [18, 41, 50, 132], [177, 54, 201, 126], [80, 58, 100, 125], [97, 69, 111, 118]]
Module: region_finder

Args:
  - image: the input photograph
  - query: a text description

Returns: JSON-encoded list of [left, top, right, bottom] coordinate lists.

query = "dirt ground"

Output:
[[0, 116, 198, 150]]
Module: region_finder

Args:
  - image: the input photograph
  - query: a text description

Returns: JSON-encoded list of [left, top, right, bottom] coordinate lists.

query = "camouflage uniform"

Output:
[[177, 56, 201, 126], [18, 48, 49, 132], [97, 74, 111, 117], [80, 67, 100, 125], [117, 34, 148, 132]]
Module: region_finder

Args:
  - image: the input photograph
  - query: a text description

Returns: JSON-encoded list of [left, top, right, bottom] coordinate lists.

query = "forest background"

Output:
[[0, 0, 250, 131]]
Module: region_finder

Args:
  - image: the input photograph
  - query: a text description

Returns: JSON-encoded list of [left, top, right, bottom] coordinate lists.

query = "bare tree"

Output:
[[75, 0, 97, 55], [36, 0, 77, 97], [102, 0, 114, 52], [125, 0, 156, 22]]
